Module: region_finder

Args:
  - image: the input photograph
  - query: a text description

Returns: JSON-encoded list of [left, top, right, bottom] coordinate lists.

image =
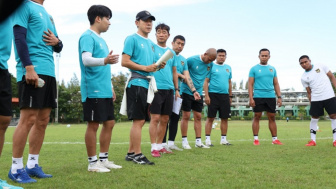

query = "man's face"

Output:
[[99, 16, 110, 32], [203, 53, 216, 64], [171, 39, 185, 54], [136, 18, 153, 34], [216, 52, 226, 64], [259, 51, 270, 64], [155, 29, 169, 44], [299, 58, 311, 70]]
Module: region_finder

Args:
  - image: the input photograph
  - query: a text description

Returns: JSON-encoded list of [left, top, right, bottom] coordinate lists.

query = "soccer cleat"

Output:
[[195, 143, 210, 148], [125, 154, 135, 161], [8, 168, 37, 184], [159, 148, 173, 154], [25, 164, 52, 178], [220, 140, 232, 145], [168, 144, 183, 151], [333, 140, 336, 147], [88, 161, 110, 172], [133, 155, 155, 165], [0, 179, 24, 189], [163, 145, 173, 153], [100, 160, 122, 169], [253, 139, 260, 145], [182, 143, 192, 150], [272, 139, 283, 145], [151, 150, 161, 157], [305, 140, 316, 146], [205, 141, 214, 147]]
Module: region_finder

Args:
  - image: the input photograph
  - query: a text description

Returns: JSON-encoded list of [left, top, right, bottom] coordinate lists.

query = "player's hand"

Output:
[[43, 29, 59, 46], [175, 90, 180, 100], [160, 61, 166, 69], [104, 50, 119, 65], [25, 65, 39, 88], [193, 91, 201, 101], [277, 98, 282, 107], [205, 95, 210, 105], [113, 90, 116, 102], [249, 99, 255, 107], [229, 97, 232, 105], [144, 64, 158, 72]]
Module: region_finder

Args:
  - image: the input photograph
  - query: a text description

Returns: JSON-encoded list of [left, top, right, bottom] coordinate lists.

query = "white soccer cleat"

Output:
[[195, 143, 210, 148], [162, 145, 173, 153], [182, 143, 192, 150], [168, 144, 183, 151], [88, 161, 110, 172], [220, 140, 232, 145], [100, 160, 122, 169], [205, 140, 214, 147]]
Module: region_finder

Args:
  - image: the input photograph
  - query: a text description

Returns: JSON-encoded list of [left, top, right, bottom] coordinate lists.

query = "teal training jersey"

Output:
[[207, 63, 232, 94], [248, 64, 277, 98], [13, 0, 58, 77], [174, 54, 188, 89], [122, 33, 155, 89], [0, 17, 13, 69], [181, 55, 213, 95], [152, 45, 176, 90], [78, 29, 112, 102]]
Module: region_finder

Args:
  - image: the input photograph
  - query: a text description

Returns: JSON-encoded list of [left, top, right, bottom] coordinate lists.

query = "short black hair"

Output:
[[155, 23, 170, 34], [173, 35, 185, 43], [259, 48, 270, 55], [299, 55, 310, 61], [87, 5, 112, 25], [217, 49, 226, 54]]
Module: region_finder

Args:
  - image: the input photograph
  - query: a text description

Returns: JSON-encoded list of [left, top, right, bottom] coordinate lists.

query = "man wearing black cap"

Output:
[[121, 10, 158, 165]]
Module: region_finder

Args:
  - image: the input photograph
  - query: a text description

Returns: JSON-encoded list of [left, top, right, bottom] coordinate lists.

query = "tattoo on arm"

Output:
[[188, 78, 195, 91]]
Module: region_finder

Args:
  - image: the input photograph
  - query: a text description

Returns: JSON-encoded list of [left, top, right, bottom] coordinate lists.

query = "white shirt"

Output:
[[301, 64, 335, 101]]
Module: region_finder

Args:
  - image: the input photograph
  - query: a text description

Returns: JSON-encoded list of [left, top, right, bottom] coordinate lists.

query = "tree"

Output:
[[245, 80, 248, 90], [239, 80, 244, 90], [111, 72, 129, 122]]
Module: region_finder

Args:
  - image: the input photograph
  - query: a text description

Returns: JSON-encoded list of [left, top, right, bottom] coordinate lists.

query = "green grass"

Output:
[[1, 120, 336, 189]]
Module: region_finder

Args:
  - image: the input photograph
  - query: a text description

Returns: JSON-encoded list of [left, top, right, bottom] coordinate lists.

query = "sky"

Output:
[[6, 0, 336, 91]]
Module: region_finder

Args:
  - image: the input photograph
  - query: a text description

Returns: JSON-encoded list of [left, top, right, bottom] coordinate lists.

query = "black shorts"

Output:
[[0, 69, 12, 116], [253, 98, 276, 113], [83, 98, 114, 122], [19, 74, 57, 109], [310, 97, 336, 117], [150, 89, 174, 115], [181, 93, 203, 113], [126, 85, 150, 121], [207, 93, 231, 119]]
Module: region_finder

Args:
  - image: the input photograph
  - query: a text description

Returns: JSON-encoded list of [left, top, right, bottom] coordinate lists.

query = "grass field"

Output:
[[1, 120, 336, 189]]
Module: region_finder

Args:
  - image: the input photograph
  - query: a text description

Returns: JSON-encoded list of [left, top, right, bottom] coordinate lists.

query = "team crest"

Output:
[[50, 17, 54, 25], [151, 45, 154, 52], [315, 69, 320, 73], [207, 66, 210, 71], [226, 69, 229, 73], [269, 69, 273, 72], [181, 61, 184, 66]]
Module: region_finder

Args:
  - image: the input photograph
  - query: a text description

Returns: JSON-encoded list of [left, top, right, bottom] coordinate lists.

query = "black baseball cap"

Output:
[[136, 10, 155, 21]]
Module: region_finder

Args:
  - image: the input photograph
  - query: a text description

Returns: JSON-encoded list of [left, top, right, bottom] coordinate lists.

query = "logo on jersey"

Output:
[[269, 68, 273, 72], [39, 12, 43, 18], [216, 69, 218, 72], [315, 69, 320, 73], [207, 66, 210, 71], [226, 69, 229, 73], [151, 45, 154, 52], [141, 44, 144, 48], [259, 70, 261, 72], [181, 61, 184, 66]]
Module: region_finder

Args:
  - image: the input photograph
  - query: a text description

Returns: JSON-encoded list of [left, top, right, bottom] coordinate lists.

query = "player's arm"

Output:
[[248, 77, 255, 107], [121, 53, 157, 72], [327, 71, 336, 89], [172, 66, 180, 99], [203, 78, 210, 105], [13, 25, 38, 88], [183, 70, 201, 100], [42, 29, 63, 53], [112, 87, 116, 102], [273, 77, 282, 107], [306, 87, 311, 102], [229, 79, 232, 105]]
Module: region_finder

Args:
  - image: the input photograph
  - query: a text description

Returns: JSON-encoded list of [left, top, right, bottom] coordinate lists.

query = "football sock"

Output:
[[151, 143, 157, 151], [88, 155, 98, 164], [272, 136, 277, 141], [195, 137, 202, 145], [99, 152, 108, 162], [331, 119, 336, 141], [254, 135, 258, 140], [221, 135, 227, 141], [11, 157, 23, 174], [168, 140, 174, 146], [182, 136, 188, 144], [205, 135, 211, 142], [157, 143, 163, 150], [27, 154, 39, 169], [310, 118, 318, 141]]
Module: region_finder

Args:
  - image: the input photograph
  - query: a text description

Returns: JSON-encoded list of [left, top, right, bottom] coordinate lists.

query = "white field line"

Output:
[[4, 137, 333, 145]]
